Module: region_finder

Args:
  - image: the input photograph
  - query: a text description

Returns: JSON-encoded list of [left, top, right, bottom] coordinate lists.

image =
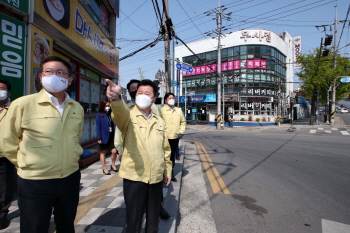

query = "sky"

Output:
[[116, 0, 350, 88]]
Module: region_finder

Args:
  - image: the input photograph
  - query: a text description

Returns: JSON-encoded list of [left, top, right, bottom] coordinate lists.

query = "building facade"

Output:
[[0, 0, 120, 146], [175, 29, 295, 123]]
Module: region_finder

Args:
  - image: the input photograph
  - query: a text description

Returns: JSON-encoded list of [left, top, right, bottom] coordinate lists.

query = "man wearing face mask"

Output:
[[160, 93, 186, 182], [114, 79, 160, 162], [0, 80, 14, 230], [106, 79, 172, 233], [0, 56, 84, 233]]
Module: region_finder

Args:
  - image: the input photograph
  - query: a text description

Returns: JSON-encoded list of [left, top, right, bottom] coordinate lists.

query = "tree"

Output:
[[137, 67, 145, 80], [296, 49, 350, 103]]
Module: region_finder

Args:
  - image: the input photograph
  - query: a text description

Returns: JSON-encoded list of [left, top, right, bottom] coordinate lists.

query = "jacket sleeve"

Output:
[[96, 113, 102, 140], [114, 127, 123, 154], [163, 123, 172, 177], [1, 100, 23, 167], [179, 109, 186, 134], [110, 100, 130, 134]]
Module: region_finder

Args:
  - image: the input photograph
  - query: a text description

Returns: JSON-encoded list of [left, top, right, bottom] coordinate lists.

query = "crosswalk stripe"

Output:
[[310, 130, 316, 134], [332, 128, 338, 130], [318, 128, 323, 130], [340, 131, 350, 135], [325, 130, 331, 133]]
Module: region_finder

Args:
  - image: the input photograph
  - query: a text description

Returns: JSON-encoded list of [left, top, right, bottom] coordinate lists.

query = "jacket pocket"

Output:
[[23, 142, 58, 171]]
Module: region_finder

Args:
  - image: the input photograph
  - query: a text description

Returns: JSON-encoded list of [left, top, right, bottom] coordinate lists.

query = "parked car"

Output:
[[336, 108, 348, 114]]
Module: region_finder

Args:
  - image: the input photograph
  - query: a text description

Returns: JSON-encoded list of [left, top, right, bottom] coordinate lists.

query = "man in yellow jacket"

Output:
[[160, 93, 186, 182], [114, 79, 160, 160], [106, 79, 172, 233], [0, 80, 13, 230], [0, 56, 84, 233]]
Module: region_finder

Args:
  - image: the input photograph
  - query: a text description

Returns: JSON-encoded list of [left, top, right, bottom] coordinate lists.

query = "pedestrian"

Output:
[[96, 99, 118, 175], [114, 79, 170, 219], [106, 79, 172, 233], [0, 56, 84, 233], [114, 79, 160, 162], [160, 93, 186, 182], [0, 80, 14, 230]]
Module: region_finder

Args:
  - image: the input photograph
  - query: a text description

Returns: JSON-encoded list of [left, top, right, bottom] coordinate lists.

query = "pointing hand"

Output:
[[106, 79, 121, 101]]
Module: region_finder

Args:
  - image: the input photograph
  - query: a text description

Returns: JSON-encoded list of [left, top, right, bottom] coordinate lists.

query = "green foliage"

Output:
[[240, 118, 246, 121], [256, 118, 261, 122], [296, 48, 350, 103]]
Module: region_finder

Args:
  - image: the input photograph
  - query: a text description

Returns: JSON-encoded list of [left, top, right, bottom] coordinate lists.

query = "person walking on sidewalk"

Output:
[[0, 56, 84, 233], [0, 80, 14, 230], [96, 99, 118, 175], [159, 93, 186, 182], [106, 79, 172, 233]]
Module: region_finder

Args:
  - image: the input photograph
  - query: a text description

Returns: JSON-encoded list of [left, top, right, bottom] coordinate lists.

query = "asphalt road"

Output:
[[181, 127, 350, 233]]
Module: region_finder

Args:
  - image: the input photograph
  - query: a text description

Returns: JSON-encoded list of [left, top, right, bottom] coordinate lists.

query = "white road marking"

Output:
[[310, 130, 316, 134], [340, 131, 350, 135], [322, 219, 350, 233], [332, 128, 338, 130], [318, 128, 324, 130], [325, 130, 332, 133]]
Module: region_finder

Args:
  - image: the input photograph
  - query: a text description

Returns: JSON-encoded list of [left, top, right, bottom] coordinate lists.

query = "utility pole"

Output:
[[163, 0, 171, 93], [204, 0, 232, 130], [330, 6, 338, 126]]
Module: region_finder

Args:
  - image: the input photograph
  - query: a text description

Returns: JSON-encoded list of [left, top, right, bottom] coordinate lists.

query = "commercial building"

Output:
[[0, 0, 120, 146], [175, 29, 295, 123]]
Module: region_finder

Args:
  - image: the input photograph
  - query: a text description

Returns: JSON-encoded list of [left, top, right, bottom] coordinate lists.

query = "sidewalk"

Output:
[[1, 141, 186, 233], [185, 116, 344, 131]]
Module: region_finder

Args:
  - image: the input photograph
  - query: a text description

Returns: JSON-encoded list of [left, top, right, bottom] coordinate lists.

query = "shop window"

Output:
[[67, 75, 77, 100]]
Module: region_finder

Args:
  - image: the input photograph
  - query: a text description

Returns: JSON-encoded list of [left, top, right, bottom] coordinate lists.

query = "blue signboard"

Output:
[[179, 94, 216, 103]]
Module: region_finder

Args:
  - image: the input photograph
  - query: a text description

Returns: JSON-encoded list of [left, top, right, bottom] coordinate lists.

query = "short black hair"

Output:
[[137, 79, 158, 97], [0, 80, 11, 92], [127, 79, 141, 92], [164, 93, 175, 100], [40, 56, 73, 76]]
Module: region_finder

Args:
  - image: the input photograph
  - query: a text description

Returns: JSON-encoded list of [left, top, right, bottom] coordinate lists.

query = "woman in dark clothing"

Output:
[[96, 99, 118, 175]]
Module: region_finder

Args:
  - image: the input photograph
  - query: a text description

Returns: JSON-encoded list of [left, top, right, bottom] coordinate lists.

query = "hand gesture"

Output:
[[105, 79, 122, 101]]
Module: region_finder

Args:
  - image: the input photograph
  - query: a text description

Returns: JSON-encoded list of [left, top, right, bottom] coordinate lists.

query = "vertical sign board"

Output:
[[293, 36, 302, 69], [0, 13, 26, 100], [0, 0, 29, 14]]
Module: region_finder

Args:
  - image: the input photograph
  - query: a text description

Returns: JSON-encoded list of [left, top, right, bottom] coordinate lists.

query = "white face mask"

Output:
[[0, 90, 7, 100], [105, 107, 110, 112], [167, 99, 175, 106], [136, 95, 153, 109], [41, 75, 68, 93]]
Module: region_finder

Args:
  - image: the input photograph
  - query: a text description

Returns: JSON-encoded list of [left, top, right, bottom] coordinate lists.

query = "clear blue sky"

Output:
[[116, 0, 350, 88]]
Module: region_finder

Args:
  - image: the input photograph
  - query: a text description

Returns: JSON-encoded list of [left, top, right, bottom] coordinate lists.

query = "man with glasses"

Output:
[[0, 56, 84, 233]]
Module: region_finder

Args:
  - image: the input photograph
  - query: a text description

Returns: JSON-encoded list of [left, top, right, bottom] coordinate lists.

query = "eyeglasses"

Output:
[[43, 70, 68, 76]]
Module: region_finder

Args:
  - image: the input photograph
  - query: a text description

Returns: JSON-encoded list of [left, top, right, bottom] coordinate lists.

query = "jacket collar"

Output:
[[37, 89, 73, 105]]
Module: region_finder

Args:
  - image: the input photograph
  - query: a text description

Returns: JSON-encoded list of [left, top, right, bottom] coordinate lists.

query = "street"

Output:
[[180, 126, 350, 233]]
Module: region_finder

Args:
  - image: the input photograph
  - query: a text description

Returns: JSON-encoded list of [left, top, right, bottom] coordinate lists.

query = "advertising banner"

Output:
[[293, 36, 302, 69], [0, 13, 26, 100], [179, 94, 216, 103], [34, 0, 119, 76], [0, 0, 29, 14], [31, 26, 53, 93]]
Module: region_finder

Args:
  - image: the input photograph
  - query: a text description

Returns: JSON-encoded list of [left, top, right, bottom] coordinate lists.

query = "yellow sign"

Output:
[[34, 1, 119, 76], [31, 26, 53, 93]]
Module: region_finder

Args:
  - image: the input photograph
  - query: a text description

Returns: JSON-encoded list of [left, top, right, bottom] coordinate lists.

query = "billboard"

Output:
[[34, 0, 119, 77], [0, 13, 26, 100], [293, 36, 302, 69]]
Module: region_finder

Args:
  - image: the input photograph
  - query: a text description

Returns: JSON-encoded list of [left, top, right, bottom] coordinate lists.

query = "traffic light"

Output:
[[152, 80, 160, 97], [187, 96, 191, 103], [324, 34, 333, 46], [322, 47, 330, 57]]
